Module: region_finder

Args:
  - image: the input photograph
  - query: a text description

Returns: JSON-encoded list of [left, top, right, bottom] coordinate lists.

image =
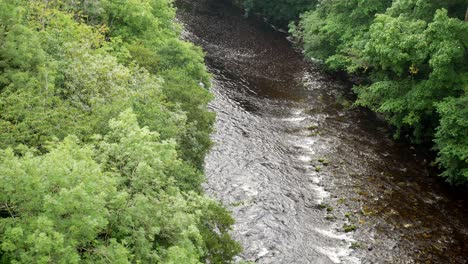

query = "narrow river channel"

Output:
[[176, 1, 468, 263]]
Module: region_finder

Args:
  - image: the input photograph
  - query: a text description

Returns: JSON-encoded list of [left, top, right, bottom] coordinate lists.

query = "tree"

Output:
[[0, 137, 124, 263], [288, 0, 468, 184], [0, 0, 241, 262]]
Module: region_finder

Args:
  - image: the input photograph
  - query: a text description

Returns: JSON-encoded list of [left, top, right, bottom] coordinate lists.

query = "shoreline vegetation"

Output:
[[236, 0, 468, 185], [0, 0, 241, 263]]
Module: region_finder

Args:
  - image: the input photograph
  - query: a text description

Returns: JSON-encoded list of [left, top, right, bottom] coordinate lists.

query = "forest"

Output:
[[240, 0, 468, 184], [0, 0, 241, 263], [1, 0, 467, 262]]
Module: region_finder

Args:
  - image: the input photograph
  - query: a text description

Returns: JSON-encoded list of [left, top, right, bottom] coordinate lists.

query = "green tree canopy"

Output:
[[0, 0, 241, 262]]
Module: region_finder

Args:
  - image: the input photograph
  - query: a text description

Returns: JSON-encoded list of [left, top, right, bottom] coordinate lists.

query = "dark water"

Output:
[[176, 1, 468, 263]]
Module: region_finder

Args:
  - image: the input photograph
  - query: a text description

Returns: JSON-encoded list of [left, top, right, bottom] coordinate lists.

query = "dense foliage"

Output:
[[236, 0, 317, 26], [242, 0, 468, 184], [0, 0, 241, 263]]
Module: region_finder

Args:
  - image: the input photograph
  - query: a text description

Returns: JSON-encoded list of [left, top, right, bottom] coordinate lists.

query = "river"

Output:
[[176, 0, 468, 263]]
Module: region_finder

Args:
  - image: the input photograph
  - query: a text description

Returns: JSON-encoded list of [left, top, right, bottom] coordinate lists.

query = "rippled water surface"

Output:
[[176, 1, 468, 263]]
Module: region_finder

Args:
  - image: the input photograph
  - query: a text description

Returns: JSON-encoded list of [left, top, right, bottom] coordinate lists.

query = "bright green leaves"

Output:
[[197, 202, 242, 264], [105, 0, 158, 39], [0, 138, 120, 263], [386, 0, 441, 21], [290, 0, 392, 71], [97, 109, 178, 193], [291, 10, 328, 60], [365, 14, 427, 75], [355, 15, 432, 137], [290, 0, 467, 183], [0, 26, 45, 72], [364, 8, 467, 80], [0, 110, 240, 263], [357, 8, 467, 145], [63, 53, 130, 109], [426, 9, 467, 82], [0, 0, 241, 262], [93, 110, 235, 263], [357, 7, 467, 182], [435, 95, 468, 184], [94, 0, 214, 170]]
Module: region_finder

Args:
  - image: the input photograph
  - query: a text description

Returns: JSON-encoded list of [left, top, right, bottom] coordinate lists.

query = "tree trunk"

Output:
[[465, 6, 468, 22]]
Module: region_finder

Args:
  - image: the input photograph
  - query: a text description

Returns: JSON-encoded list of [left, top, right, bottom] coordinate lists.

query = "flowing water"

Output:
[[176, 1, 468, 263]]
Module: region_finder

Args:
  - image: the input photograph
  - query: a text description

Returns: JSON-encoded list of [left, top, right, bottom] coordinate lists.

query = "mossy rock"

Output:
[[343, 224, 357, 232]]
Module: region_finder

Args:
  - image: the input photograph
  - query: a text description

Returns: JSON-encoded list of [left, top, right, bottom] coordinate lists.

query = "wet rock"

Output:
[[343, 224, 358, 232], [325, 215, 337, 221], [318, 203, 334, 212], [350, 242, 361, 249], [318, 158, 330, 166]]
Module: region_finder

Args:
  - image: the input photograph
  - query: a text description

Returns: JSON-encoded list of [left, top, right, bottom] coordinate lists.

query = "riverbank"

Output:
[[176, 0, 468, 263]]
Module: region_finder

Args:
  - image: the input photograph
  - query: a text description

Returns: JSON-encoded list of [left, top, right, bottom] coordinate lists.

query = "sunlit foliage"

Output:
[[0, 0, 241, 262]]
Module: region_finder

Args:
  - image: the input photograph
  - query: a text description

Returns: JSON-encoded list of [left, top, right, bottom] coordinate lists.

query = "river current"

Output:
[[176, 1, 468, 263]]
